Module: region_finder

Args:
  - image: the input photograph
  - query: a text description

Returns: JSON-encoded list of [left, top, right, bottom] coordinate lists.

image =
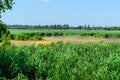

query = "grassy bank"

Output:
[[0, 42, 120, 80]]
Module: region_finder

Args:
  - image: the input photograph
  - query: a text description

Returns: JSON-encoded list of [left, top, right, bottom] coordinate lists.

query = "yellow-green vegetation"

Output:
[[0, 42, 120, 80], [10, 29, 120, 41]]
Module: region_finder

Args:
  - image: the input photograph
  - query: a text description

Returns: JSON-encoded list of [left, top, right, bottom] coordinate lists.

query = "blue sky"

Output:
[[1, 0, 120, 26]]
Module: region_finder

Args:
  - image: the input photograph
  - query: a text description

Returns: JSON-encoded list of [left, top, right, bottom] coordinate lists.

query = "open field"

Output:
[[9, 29, 120, 45], [10, 29, 120, 35], [10, 29, 120, 38]]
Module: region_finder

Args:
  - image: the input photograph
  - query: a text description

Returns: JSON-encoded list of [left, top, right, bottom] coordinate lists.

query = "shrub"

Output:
[[0, 21, 11, 43]]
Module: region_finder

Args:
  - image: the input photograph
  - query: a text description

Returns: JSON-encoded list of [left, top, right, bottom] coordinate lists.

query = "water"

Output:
[[47, 35, 120, 42]]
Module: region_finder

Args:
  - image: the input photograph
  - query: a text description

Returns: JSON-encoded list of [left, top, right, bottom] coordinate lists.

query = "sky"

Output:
[[1, 0, 120, 26]]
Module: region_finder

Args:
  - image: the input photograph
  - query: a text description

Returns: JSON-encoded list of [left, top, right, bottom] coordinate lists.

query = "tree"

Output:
[[0, 0, 14, 42], [0, 20, 10, 42], [0, 0, 14, 17]]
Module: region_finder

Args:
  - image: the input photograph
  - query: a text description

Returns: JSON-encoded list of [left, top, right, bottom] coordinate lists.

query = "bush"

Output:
[[13, 33, 42, 40], [0, 21, 11, 43]]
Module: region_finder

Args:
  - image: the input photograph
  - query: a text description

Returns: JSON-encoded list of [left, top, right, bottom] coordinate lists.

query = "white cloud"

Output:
[[41, 0, 52, 3]]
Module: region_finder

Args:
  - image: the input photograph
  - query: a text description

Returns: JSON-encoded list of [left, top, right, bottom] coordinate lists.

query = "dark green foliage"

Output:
[[0, 21, 7, 38], [0, 42, 120, 80], [0, 21, 11, 44], [0, 46, 17, 79], [0, 0, 14, 43], [0, 0, 14, 17]]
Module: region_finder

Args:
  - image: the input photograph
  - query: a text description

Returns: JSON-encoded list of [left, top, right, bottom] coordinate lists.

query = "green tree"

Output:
[[0, 0, 14, 43], [0, 21, 10, 43], [0, 0, 14, 17]]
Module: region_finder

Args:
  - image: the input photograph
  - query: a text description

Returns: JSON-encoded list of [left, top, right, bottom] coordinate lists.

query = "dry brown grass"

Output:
[[10, 36, 120, 45]]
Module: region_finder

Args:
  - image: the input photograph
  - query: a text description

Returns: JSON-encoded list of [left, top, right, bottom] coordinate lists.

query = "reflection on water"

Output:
[[48, 35, 120, 42], [106, 38, 120, 41]]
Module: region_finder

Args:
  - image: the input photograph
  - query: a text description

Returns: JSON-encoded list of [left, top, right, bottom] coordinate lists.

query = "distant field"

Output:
[[10, 29, 120, 38]]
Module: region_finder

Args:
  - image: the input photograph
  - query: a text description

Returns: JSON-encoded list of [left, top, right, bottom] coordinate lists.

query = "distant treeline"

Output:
[[7, 24, 120, 30]]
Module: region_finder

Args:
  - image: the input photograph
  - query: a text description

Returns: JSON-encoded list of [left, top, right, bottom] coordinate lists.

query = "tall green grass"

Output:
[[11, 33, 42, 40], [0, 42, 120, 80]]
